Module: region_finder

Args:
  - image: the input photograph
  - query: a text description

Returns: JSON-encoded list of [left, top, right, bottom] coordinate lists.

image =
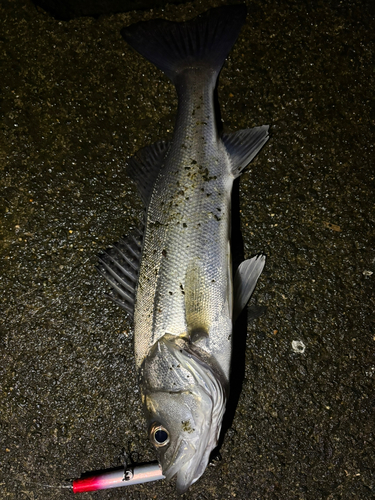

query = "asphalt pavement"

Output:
[[1, 0, 374, 498]]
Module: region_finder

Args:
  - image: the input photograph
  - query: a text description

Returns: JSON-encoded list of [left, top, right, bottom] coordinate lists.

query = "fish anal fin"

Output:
[[127, 141, 170, 207], [233, 254, 266, 322], [223, 126, 269, 178]]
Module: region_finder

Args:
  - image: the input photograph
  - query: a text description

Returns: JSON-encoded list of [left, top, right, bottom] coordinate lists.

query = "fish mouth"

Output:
[[161, 438, 194, 481], [161, 436, 212, 494], [175, 447, 213, 494]]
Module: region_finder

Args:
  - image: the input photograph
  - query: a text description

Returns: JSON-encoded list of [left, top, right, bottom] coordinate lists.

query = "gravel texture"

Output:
[[1, 0, 374, 499]]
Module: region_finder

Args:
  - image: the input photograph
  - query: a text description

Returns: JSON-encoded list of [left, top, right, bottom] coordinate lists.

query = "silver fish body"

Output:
[[136, 69, 234, 373], [98, 5, 269, 493]]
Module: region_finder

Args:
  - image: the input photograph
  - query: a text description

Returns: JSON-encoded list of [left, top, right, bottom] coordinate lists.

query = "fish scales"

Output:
[[135, 70, 233, 373], [98, 5, 269, 494]]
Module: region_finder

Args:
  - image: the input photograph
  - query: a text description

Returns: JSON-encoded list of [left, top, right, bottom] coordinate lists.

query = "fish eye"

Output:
[[150, 422, 170, 448]]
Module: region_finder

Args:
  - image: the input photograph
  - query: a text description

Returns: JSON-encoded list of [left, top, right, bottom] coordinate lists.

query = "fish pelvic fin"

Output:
[[223, 126, 270, 178], [121, 5, 247, 84], [233, 254, 266, 322]]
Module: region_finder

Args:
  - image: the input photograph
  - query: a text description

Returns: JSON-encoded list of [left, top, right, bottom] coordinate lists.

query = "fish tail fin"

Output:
[[121, 5, 247, 84]]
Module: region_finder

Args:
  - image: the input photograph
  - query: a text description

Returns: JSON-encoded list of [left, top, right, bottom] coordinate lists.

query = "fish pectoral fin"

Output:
[[233, 254, 266, 322], [184, 260, 210, 338], [222, 126, 270, 178], [127, 141, 170, 207]]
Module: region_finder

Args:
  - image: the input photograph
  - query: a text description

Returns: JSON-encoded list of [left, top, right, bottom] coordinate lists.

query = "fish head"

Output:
[[140, 335, 227, 493]]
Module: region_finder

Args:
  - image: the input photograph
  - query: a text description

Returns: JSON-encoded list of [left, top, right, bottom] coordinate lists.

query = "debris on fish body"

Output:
[[97, 5, 269, 494]]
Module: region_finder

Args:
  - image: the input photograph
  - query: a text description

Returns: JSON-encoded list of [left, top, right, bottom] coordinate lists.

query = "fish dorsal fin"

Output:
[[97, 226, 144, 317], [233, 254, 266, 321], [184, 259, 210, 341], [127, 141, 170, 207], [222, 126, 269, 178]]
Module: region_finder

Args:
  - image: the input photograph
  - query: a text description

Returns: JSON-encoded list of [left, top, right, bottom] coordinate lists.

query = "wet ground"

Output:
[[1, 0, 374, 498]]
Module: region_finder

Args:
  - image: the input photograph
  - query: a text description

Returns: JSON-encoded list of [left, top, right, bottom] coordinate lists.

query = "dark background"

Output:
[[1, 0, 374, 498]]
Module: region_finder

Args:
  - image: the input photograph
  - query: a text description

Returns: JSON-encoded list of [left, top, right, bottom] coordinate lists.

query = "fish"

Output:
[[97, 5, 269, 494]]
